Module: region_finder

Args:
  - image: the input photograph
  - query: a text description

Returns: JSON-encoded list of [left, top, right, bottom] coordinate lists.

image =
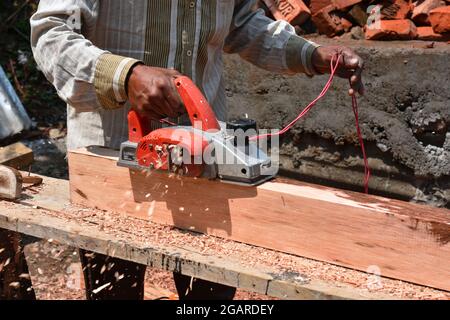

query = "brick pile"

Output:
[[260, 0, 450, 41]]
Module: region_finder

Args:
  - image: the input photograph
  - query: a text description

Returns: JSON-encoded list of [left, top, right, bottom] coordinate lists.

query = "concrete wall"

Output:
[[224, 38, 450, 208]]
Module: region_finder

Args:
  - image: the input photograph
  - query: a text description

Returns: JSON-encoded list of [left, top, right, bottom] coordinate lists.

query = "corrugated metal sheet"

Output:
[[0, 65, 31, 140]]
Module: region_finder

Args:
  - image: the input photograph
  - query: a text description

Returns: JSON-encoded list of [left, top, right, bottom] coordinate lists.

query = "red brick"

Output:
[[349, 4, 369, 26], [262, 0, 311, 25], [429, 6, 450, 33], [412, 0, 445, 25], [365, 19, 418, 40], [310, 0, 361, 14], [380, 0, 413, 20], [341, 17, 353, 32], [333, 0, 363, 10], [312, 5, 352, 36], [310, 0, 333, 15], [417, 26, 450, 40]]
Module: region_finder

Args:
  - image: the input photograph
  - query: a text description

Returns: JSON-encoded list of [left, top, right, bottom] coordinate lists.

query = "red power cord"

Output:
[[350, 79, 371, 194], [250, 54, 371, 194]]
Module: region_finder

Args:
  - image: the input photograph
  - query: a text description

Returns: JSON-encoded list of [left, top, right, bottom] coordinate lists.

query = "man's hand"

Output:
[[127, 65, 185, 119], [312, 46, 365, 96]]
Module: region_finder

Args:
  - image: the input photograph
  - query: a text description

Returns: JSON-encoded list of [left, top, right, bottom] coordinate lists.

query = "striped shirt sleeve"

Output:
[[94, 54, 142, 110], [224, 0, 321, 76], [30, 0, 141, 112]]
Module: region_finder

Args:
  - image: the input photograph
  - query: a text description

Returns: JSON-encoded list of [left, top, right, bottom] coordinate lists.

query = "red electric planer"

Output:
[[117, 76, 277, 186]]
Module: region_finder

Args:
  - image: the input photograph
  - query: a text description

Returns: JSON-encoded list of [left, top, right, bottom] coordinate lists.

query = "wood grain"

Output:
[[0, 203, 398, 300], [68, 147, 450, 292]]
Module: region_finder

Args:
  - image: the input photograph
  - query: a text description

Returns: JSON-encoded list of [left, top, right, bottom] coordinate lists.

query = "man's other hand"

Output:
[[312, 46, 365, 96], [127, 65, 184, 119]]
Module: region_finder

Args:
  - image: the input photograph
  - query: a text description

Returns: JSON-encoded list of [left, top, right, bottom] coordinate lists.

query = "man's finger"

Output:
[[160, 95, 180, 118], [355, 79, 365, 96], [167, 68, 182, 78], [342, 49, 360, 69], [145, 90, 174, 118], [164, 92, 183, 116], [337, 69, 354, 79], [135, 105, 161, 120], [350, 61, 365, 95], [166, 79, 185, 115]]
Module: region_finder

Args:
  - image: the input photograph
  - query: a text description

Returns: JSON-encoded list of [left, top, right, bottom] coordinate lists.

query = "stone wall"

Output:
[[224, 38, 450, 208]]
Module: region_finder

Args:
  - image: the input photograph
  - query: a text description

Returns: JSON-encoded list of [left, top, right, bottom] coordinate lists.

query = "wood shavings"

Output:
[[3, 200, 449, 300], [92, 282, 111, 294], [56, 205, 449, 299]]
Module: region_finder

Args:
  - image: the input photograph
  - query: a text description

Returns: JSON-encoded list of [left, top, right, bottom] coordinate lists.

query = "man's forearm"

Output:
[[224, 0, 321, 76], [30, 0, 140, 112]]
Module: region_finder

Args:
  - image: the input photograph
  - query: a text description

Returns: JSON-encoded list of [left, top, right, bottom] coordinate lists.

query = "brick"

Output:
[[262, 0, 311, 25], [412, 0, 445, 25], [365, 19, 418, 40], [429, 6, 450, 33], [380, 0, 413, 20], [310, 0, 362, 14], [333, 0, 363, 10], [349, 4, 369, 26], [340, 17, 354, 32], [312, 5, 352, 36], [417, 26, 450, 40], [310, 0, 333, 15]]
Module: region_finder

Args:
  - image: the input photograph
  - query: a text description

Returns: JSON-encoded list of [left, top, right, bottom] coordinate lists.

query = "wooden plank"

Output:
[[10, 174, 449, 299], [20, 172, 69, 212], [68, 147, 450, 292], [0, 142, 33, 169], [15, 174, 433, 300], [7, 174, 446, 300], [0, 202, 400, 300]]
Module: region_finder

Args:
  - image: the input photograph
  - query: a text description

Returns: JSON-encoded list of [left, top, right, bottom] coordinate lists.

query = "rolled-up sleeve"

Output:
[[30, 0, 141, 112], [224, 0, 321, 76]]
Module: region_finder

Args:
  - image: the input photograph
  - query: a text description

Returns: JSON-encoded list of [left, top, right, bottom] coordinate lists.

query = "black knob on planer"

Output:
[[226, 118, 257, 132], [226, 118, 257, 147]]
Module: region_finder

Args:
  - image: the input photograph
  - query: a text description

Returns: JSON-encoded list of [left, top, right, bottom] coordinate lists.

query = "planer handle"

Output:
[[127, 75, 220, 143]]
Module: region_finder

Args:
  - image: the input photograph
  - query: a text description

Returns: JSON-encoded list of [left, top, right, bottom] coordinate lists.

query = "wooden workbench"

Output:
[[0, 175, 448, 300]]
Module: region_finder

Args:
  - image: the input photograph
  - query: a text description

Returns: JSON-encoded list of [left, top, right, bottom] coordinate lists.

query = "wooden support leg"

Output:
[[79, 250, 236, 300], [173, 273, 236, 300], [79, 249, 147, 300], [0, 228, 35, 300]]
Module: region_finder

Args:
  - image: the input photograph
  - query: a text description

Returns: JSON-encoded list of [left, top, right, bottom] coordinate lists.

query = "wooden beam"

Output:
[[0, 142, 33, 169], [9, 175, 447, 299], [0, 203, 400, 300], [68, 147, 450, 292]]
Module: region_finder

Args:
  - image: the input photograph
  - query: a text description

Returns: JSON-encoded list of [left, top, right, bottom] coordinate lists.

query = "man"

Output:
[[29, 0, 364, 300]]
